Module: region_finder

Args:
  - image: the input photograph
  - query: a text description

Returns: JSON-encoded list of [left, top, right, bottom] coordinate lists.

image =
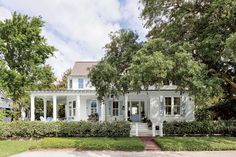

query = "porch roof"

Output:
[[26, 89, 96, 96]]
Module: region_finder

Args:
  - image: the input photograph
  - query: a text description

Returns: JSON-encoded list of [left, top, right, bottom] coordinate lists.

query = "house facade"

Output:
[[0, 91, 11, 110], [28, 61, 195, 136]]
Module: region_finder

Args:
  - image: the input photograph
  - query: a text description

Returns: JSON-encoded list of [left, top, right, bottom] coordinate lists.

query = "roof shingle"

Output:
[[70, 61, 98, 76]]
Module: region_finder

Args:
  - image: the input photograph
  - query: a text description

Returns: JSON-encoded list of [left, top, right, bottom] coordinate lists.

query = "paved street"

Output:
[[11, 150, 236, 157]]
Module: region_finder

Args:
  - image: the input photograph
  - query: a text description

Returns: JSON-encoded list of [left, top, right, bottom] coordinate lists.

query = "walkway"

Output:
[[139, 137, 160, 151], [11, 150, 236, 157]]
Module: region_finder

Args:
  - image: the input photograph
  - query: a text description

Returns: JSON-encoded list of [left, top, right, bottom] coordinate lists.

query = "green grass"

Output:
[[32, 137, 144, 151], [0, 140, 37, 157], [155, 136, 236, 151], [0, 137, 144, 157]]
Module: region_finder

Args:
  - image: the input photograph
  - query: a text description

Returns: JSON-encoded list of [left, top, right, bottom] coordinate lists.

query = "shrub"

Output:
[[0, 121, 131, 138], [163, 120, 236, 136]]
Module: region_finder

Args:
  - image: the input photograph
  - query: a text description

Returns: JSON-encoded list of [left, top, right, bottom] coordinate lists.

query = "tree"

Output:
[[141, 0, 236, 100], [88, 29, 142, 100], [55, 68, 72, 90], [0, 12, 56, 117]]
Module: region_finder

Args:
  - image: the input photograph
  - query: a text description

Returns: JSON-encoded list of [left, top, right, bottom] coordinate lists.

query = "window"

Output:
[[165, 97, 171, 115], [113, 101, 119, 116], [69, 106, 72, 117], [78, 78, 84, 89], [73, 101, 76, 116], [174, 97, 180, 115], [69, 79, 72, 89], [91, 101, 97, 114]]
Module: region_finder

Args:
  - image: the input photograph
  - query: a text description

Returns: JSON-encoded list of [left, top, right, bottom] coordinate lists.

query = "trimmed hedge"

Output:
[[163, 120, 236, 136], [0, 121, 130, 138]]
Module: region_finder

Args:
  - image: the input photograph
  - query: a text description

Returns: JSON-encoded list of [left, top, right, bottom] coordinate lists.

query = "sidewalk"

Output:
[[11, 150, 236, 157]]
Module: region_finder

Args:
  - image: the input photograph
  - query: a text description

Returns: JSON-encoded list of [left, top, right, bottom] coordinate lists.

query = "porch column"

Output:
[[125, 95, 128, 121], [30, 95, 35, 121], [101, 100, 105, 122], [53, 95, 57, 121], [43, 98, 47, 120], [76, 95, 80, 121]]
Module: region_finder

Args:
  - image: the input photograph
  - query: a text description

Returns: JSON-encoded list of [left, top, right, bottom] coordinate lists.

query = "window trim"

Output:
[[164, 96, 181, 116], [69, 79, 73, 89], [78, 78, 84, 89], [90, 100, 97, 114], [112, 101, 119, 116]]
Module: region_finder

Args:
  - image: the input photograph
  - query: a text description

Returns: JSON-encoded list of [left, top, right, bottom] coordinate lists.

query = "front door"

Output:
[[129, 101, 145, 122], [130, 101, 139, 122]]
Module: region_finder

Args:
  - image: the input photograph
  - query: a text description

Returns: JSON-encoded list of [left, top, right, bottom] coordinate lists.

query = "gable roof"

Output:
[[70, 61, 98, 76]]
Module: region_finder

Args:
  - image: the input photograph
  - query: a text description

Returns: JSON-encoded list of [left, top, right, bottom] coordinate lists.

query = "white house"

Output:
[[0, 91, 12, 110], [28, 61, 195, 136]]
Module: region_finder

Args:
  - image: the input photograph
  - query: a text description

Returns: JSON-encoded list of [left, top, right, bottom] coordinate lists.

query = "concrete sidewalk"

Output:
[[11, 150, 236, 157]]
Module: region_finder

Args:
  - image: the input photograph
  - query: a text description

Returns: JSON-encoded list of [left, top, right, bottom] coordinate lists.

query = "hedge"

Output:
[[163, 120, 236, 136], [0, 121, 131, 138]]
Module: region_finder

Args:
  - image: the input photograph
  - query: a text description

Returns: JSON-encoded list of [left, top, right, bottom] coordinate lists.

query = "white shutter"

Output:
[[86, 99, 91, 116], [181, 96, 187, 116], [119, 101, 123, 115], [160, 96, 164, 116]]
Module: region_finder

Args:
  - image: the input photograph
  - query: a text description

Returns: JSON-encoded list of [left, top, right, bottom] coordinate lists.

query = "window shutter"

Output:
[[181, 96, 187, 116], [97, 101, 101, 116], [86, 99, 91, 115], [159, 96, 164, 116], [119, 101, 123, 115], [108, 101, 112, 116]]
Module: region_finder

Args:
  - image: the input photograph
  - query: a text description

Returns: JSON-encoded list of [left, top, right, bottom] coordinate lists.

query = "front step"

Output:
[[130, 122, 153, 137]]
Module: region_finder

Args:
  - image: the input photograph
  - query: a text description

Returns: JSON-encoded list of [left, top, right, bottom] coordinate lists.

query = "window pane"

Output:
[[174, 97, 180, 115], [78, 79, 84, 89], [165, 97, 171, 115], [91, 101, 97, 114], [69, 80, 72, 88], [113, 101, 119, 116]]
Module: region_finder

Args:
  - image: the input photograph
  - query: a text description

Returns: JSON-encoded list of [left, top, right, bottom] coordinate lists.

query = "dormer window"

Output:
[[78, 78, 84, 89], [69, 79, 72, 89]]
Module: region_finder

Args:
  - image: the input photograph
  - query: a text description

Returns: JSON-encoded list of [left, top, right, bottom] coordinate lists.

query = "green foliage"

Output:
[[0, 110, 5, 121], [141, 0, 236, 99], [55, 68, 72, 90], [0, 121, 131, 138], [155, 136, 236, 151], [195, 107, 213, 121], [163, 120, 236, 136], [0, 12, 56, 117]]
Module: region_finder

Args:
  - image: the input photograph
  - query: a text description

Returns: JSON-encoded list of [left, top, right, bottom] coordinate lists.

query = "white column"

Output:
[[159, 122, 163, 137], [43, 98, 47, 120], [30, 95, 35, 121], [125, 95, 128, 121], [76, 95, 80, 121], [152, 123, 155, 137], [101, 100, 105, 122], [53, 95, 57, 121]]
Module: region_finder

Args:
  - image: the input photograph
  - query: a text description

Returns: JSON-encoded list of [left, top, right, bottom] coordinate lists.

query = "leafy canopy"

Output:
[[0, 12, 56, 103]]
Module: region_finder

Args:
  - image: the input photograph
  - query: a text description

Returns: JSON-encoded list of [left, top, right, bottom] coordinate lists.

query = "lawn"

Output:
[[155, 136, 236, 151], [0, 137, 144, 157]]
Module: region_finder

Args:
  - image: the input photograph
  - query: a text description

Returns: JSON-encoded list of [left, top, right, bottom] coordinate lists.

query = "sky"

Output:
[[0, 0, 147, 79]]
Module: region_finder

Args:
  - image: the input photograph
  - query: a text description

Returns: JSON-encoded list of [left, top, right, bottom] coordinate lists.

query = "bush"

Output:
[[163, 120, 236, 136], [0, 121, 131, 138]]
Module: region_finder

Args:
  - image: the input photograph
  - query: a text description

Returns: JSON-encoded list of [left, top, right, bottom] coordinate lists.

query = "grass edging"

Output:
[[155, 136, 236, 151]]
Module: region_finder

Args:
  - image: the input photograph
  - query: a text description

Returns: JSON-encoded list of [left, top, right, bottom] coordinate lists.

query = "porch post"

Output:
[[43, 98, 47, 120], [76, 95, 80, 121], [30, 95, 35, 121], [125, 95, 128, 121], [101, 100, 105, 122], [53, 95, 57, 121]]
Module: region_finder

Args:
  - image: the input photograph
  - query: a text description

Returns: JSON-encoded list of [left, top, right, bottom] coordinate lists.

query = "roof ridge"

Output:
[[75, 61, 98, 63]]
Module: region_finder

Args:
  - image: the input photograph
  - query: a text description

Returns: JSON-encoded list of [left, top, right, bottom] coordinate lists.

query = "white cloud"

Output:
[[0, 6, 11, 21], [0, 0, 147, 79]]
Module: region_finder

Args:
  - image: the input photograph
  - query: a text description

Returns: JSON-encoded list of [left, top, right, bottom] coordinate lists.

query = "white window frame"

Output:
[[112, 101, 119, 116], [90, 100, 97, 114], [164, 97, 181, 116], [78, 78, 84, 89]]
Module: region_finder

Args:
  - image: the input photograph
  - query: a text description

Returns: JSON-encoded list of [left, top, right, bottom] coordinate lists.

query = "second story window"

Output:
[[78, 78, 84, 89], [69, 79, 72, 89]]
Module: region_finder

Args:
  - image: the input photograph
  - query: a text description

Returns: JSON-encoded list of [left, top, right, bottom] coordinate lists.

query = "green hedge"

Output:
[[0, 121, 130, 138], [163, 120, 236, 136]]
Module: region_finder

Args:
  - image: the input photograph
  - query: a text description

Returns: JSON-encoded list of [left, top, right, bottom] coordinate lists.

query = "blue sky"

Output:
[[0, 0, 147, 79]]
